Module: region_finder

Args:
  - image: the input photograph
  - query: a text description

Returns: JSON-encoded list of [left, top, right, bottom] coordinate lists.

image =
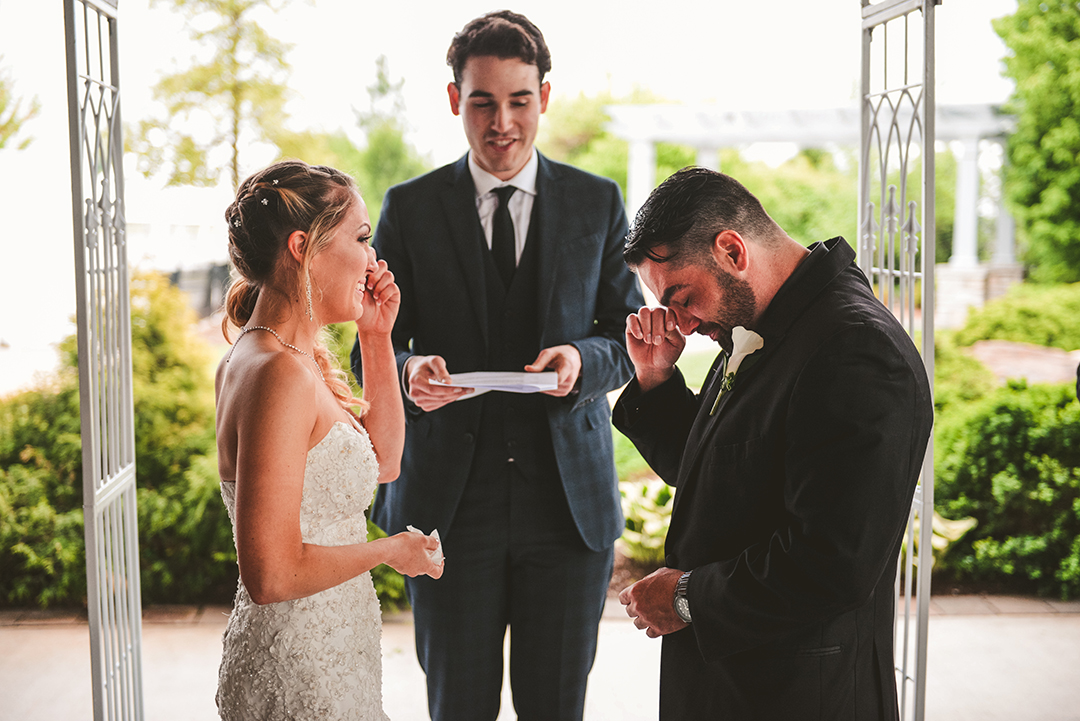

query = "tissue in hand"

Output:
[[406, 525, 444, 565]]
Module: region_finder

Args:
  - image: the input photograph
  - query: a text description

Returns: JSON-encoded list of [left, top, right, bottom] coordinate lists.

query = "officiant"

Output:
[[350, 10, 643, 720], [614, 167, 933, 719]]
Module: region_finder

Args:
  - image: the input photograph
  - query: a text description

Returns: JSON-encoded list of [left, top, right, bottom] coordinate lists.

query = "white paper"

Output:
[[428, 371, 558, 395], [406, 525, 444, 565]]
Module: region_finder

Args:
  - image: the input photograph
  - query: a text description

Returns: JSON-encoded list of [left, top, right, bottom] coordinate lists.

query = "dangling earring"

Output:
[[305, 270, 314, 321]]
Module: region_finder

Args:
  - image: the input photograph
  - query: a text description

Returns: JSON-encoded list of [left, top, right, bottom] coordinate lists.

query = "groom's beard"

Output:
[[696, 269, 757, 352]]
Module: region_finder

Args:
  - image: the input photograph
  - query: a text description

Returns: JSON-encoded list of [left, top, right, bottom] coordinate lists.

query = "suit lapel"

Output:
[[440, 156, 490, 347], [532, 154, 560, 343], [673, 352, 731, 492]]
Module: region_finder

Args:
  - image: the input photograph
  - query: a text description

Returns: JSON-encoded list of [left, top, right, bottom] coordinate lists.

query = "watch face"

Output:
[[674, 596, 691, 623]]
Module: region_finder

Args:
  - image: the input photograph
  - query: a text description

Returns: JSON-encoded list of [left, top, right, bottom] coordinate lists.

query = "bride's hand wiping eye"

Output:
[[356, 258, 401, 337]]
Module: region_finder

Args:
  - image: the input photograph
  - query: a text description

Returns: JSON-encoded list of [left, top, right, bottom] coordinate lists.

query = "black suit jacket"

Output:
[[353, 153, 644, 551], [614, 238, 933, 720]]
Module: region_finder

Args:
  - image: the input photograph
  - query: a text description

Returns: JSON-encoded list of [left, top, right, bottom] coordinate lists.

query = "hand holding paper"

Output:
[[524, 344, 582, 397], [404, 355, 471, 411]]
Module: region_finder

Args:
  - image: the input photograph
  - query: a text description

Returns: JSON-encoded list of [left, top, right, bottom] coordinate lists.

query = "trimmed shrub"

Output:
[[954, 282, 1080, 351], [934, 381, 1080, 598], [934, 330, 998, 415]]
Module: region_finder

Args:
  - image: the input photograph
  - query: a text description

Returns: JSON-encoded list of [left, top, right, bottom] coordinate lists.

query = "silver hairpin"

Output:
[[233, 218, 240, 227], [272, 179, 279, 185], [261, 198, 268, 205]]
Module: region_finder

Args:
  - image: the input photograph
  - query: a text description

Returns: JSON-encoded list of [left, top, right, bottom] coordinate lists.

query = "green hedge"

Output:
[[934, 381, 1080, 598], [954, 282, 1080, 350], [0, 376, 86, 606], [0, 273, 402, 609], [934, 331, 998, 415], [0, 273, 237, 607]]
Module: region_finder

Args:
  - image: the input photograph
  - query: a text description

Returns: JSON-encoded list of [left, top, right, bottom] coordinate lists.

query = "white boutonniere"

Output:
[[709, 326, 764, 416]]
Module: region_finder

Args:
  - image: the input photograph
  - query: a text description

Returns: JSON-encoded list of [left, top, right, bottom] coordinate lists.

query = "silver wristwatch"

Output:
[[673, 570, 692, 623]]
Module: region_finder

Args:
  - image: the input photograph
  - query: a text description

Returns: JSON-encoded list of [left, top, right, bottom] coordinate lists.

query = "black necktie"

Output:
[[492, 185, 517, 287]]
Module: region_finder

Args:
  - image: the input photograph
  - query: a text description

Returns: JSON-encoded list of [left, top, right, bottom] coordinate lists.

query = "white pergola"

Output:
[[606, 102, 1019, 326]]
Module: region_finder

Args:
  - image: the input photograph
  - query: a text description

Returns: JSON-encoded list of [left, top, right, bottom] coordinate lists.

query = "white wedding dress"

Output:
[[217, 420, 390, 720]]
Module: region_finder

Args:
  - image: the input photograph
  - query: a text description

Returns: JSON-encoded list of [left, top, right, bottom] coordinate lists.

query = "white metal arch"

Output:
[[859, 2, 937, 720], [64, 0, 145, 719]]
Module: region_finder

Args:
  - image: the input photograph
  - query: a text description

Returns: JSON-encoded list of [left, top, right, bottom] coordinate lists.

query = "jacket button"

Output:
[[665, 554, 676, 567], [463, 433, 474, 444]]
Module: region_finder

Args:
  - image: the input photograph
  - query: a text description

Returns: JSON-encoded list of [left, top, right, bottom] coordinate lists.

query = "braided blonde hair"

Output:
[[223, 159, 368, 415]]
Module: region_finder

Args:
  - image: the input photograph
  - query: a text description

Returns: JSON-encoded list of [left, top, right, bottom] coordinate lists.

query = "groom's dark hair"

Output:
[[447, 10, 551, 85], [624, 167, 785, 268]]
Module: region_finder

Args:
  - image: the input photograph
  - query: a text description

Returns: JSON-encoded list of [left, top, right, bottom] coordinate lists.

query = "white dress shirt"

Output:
[[469, 148, 539, 267]]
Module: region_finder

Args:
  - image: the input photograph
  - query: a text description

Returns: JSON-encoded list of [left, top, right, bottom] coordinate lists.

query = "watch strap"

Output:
[[674, 570, 693, 623]]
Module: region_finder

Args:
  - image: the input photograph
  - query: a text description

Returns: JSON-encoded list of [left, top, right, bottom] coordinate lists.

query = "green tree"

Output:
[[537, 87, 690, 195], [349, 55, 430, 220], [129, 0, 298, 190], [274, 56, 430, 226], [994, 2, 1080, 282], [719, 150, 858, 247], [0, 56, 40, 150]]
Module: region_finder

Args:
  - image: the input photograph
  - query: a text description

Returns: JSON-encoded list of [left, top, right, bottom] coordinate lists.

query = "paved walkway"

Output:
[[967, 339, 1080, 386], [3, 593, 1080, 721]]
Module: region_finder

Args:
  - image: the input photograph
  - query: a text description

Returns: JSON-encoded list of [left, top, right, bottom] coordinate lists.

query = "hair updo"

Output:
[[223, 159, 366, 414]]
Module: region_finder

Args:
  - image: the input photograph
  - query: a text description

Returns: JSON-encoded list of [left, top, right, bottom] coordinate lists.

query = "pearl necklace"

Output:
[[232, 325, 325, 382]]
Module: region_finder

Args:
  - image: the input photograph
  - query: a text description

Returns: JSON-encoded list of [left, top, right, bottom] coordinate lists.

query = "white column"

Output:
[[986, 139, 1022, 300], [627, 139, 657, 220], [950, 138, 980, 267], [696, 147, 719, 171], [991, 139, 1016, 266]]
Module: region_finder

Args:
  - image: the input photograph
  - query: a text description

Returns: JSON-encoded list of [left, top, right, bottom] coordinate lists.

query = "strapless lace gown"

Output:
[[217, 421, 389, 720]]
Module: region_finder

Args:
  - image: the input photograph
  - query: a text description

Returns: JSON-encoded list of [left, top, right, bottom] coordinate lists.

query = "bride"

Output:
[[214, 159, 443, 720]]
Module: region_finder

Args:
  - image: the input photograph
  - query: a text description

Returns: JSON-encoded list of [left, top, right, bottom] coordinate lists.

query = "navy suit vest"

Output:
[[472, 212, 557, 481]]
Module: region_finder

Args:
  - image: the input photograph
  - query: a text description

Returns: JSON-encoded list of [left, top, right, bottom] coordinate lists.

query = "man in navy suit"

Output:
[[615, 168, 933, 719], [351, 10, 643, 721]]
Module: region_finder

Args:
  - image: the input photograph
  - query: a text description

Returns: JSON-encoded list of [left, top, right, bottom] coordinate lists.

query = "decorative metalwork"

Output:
[[859, 2, 937, 720], [64, 1, 145, 719]]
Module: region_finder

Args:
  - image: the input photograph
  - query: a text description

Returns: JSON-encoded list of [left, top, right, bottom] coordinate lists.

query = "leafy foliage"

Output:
[[720, 150, 859, 248], [1, 275, 417, 608], [618, 478, 672, 566], [273, 56, 430, 228], [933, 331, 998, 416], [0, 376, 86, 606], [0, 272, 237, 607], [536, 87, 696, 196], [953, 282, 1080, 351], [129, 0, 297, 189], [994, 2, 1080, 282], [0, 56, 40, 150], [934, 381, 1080, 598]]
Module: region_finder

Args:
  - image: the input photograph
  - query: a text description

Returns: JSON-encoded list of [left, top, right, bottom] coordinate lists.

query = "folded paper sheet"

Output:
[[428, 371, 557, 397]]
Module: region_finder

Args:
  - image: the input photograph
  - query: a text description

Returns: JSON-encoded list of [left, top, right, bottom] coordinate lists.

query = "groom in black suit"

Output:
[[614, 167, 933, 719], [351, 10, 643, 721]]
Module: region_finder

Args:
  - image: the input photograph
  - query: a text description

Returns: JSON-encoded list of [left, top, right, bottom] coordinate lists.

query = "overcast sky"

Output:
[[0, 0, 1017, 393]]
